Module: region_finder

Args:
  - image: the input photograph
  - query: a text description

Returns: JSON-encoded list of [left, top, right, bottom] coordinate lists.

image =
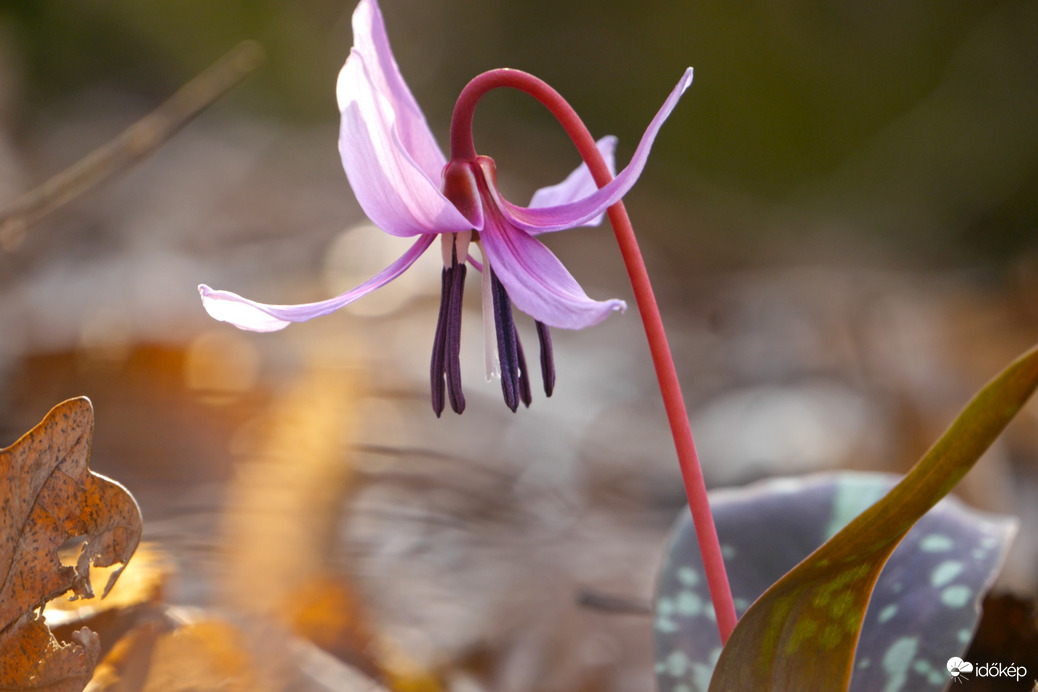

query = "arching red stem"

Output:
[[450, 69, 737, 644]]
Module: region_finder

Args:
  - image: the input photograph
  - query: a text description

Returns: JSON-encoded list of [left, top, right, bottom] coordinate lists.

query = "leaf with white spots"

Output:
[[692, 343, 1038, 691], [653, 473, 1015, 692]]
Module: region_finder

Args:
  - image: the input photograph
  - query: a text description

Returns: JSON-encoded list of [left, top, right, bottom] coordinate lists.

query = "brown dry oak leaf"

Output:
[[0, 397, 142, 691]]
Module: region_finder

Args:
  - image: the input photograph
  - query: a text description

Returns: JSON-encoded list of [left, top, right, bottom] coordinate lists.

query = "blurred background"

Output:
[[1, 1, 1037, 690]]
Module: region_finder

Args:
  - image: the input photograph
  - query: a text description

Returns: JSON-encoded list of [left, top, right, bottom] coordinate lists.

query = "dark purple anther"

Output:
[[430, 265, 451, 416], [515, 334, 532, 408], [535, 321, 555, 397], [445, 258, 467, 413], [491, 269, 521, 412], [430, 243, 466, 416]]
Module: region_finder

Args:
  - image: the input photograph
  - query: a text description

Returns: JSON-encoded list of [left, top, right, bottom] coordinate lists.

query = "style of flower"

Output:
[[199, 0, 692, 416]]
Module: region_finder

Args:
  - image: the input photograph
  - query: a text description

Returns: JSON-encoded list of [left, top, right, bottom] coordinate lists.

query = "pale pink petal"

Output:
[[346, 0, 445, 179], [199, 234, 435, 332], [479, 212, 625, 330], [501, 68, 693, 234], [528, 136, 617, 228], [338, 53, 477, 237]]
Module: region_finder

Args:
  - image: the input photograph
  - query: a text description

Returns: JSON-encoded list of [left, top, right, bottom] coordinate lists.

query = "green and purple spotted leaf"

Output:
[[653, 473, 1015, 691], [653, 343, 1038, 692]]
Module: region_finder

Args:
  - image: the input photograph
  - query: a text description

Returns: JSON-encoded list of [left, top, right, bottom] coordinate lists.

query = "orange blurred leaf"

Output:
[[137, 620, 272, 692], [280, 574, 379, 677], [0, 397, 142, 691], [84, 619, 167, 692]]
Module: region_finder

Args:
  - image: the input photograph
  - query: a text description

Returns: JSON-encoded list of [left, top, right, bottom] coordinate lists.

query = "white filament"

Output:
[[440, 230, 472, 268]]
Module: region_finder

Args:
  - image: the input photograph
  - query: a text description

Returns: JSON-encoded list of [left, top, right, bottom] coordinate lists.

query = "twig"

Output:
[[0, 40, 265, 251]]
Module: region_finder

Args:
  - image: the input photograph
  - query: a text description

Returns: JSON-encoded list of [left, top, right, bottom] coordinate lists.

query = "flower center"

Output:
[[434, 158, 556, 414]]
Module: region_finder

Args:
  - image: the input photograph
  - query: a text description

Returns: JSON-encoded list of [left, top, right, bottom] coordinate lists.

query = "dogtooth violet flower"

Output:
[[198, 0, 693, 416]]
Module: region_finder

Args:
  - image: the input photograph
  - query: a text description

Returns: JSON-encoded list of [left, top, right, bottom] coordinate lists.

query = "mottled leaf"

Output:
[[705, 344, 1038, 691], [0, 397, 142, 691], [653, 473, 1015, 691]]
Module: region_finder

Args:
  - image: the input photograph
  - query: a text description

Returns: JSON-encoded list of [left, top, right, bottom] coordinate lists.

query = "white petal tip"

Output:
[[198, 285, 292, 333], [680, 68, 694, 92]]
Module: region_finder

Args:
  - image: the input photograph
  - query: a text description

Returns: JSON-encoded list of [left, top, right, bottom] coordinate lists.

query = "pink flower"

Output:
[[199, 0, 692, 415]]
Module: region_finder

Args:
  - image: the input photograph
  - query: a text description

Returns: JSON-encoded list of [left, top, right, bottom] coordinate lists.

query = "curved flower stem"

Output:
[[451, 69, 737, 644]]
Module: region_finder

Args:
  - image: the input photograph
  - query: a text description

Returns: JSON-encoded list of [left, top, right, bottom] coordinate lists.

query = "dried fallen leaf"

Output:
[[46, 543, 173, 662], [0, 397, 142, 691]]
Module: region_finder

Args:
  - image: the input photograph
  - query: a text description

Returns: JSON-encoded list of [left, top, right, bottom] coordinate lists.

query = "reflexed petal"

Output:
[[198, 234, 435, 332], [479, 214, 625, 330], [501, 68, 693, 234], [338, 53, 475, 238], [528, 136, 617, 228], [346, 0, 445, 179]]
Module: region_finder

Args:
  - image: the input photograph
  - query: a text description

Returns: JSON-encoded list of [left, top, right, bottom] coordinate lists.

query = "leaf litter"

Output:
[[0, 397, 142, 691]]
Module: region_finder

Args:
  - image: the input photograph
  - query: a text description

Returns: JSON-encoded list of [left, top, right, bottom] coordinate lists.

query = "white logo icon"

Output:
[[947, 657, 973, 683]]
